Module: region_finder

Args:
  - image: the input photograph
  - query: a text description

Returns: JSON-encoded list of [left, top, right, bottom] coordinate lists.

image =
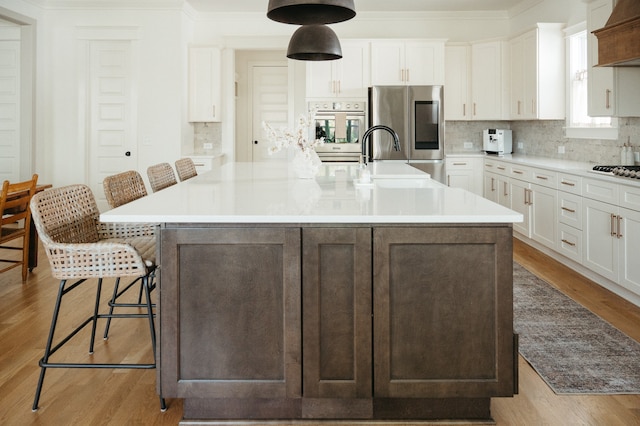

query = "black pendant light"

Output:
[[267, 0, 356, 25], [287, 24, 342, 61]]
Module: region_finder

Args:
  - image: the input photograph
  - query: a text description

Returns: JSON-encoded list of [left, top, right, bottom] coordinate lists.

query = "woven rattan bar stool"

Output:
[[147, 162, 177, 192], [175, 157, 198, 182], [30, 184, 166, 412], [102, 170, 156, 339]]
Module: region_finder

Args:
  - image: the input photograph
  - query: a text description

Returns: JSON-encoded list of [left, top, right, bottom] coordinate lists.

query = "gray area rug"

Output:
[[513, 262, 640, 394]]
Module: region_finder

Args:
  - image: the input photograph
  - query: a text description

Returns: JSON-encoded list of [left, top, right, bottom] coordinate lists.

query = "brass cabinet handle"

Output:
[[491, 177, 496, 192], [617, 215, 623, 239], [463, 103, 466, 116], [561, 206, 575, 213], [498, 166, 506, 171], [561, 239, 576, 247], [536, 175, 548, 180], [452, 162, 467, 166], [513, 170, 524, 175], [610, 213, 617, 236], [561, 181, 575, 187], [606, 89, 611, 109], [503, 181, 508, 197]]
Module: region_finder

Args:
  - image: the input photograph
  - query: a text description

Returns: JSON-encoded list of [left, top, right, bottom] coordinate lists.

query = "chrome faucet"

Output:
[[360, 125, 401, 165]]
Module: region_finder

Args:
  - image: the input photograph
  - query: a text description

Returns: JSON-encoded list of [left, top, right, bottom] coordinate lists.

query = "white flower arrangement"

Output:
[[262, 108, 325, 155]]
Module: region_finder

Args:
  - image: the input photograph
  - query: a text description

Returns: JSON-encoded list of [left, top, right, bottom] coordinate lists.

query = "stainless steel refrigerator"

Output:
[[368, 85, 445, 183]]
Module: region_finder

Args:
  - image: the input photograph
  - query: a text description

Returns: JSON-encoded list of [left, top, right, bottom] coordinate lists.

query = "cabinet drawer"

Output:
[[558, 192, 582, 230], [446, 158, 475, 170], [558, 173, 582, 195], [558, 223, 583, 264], [484, 158, 509, 176], [620, 184, 640, 212], [583, 178, 618, 204], [509, 164, 533, 180], [531, 169, 557, 189]]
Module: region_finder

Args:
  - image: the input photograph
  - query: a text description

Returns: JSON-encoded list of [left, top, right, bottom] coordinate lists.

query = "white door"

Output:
[[0, 40, 20, 182], [88, 41, 136, 210], [252, 65, 289, 162], [583, 198, 618, 282]]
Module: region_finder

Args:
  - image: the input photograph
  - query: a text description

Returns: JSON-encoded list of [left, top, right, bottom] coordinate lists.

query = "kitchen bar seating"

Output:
[[147, 162, 177, 192], [0, 174, 39, 281], [102, 170, 155, 339], [30, 184, 165, 412], [175, 157, 198, 181]]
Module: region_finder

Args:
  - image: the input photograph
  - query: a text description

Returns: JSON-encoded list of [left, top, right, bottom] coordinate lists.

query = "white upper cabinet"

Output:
[[444, 45, 472, 120], [306, 40, 370, 99], [470, 40, 509, 120], [509, 24, 565, 120], [188, 46, 221, 122], [371, 40, 445, 86], [587, 0, 640, 117]]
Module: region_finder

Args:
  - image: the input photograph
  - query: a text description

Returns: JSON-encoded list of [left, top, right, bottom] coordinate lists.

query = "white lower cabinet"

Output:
[[510, 178, 531, 238], [530, 183, 557, 250], [583, 197, 620, 282], [483, 158, 640, 303], [618, 207, 640, 296], [446, 157, 483, 195]]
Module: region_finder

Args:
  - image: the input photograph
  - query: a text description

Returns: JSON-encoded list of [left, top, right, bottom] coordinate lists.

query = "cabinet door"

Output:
[[404, 41, 444, 85], [587, 0, 615, 117], [497, 176, 511, 208], [522, 30, 538, 119], [159, 227, 301, 399], [446, 157, 482, 195], [619, 207, 640, 296], [583, 198, 618, 282], [444, 45, 471, 120], [531, 183, 557, 250], [336, 42, 369, 98], [471, 41, 505, 120], [373, 227, 516, 398], [306, 60, 335, 98], [188, 47, 221, 122], [510, 179, 531, 237], [484, 171, 499, 202], [509, 35, 525, 119], [302, 228, 372, 398], [371, 41, 405, 85]]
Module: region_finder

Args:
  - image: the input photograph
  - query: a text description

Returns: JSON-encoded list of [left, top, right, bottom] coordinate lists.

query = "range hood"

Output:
[[592, 0, 640, 66]]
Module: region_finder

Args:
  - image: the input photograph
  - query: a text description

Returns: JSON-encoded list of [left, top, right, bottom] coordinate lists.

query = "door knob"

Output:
[[254, 140, 258, 144], [125, 151, 131, 156]]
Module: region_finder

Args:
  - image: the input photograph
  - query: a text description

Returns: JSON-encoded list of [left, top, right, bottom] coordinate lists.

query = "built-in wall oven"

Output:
[[310, 100, 365, 163]]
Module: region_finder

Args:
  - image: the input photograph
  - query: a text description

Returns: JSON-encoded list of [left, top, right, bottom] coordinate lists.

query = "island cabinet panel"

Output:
[[373, 226, 515, 398], [159, 226, 302, 400], [302, 227, 372, 399]]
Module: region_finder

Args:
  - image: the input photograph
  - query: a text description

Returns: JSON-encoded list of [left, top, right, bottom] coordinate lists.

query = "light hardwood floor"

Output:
[[1, 238, 639, 425]]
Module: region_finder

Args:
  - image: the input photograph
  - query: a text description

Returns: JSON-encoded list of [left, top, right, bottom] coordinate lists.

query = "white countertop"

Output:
[[100, 162, 522, 224]]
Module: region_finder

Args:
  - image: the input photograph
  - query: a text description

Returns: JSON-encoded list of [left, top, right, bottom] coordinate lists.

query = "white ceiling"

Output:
[[187, 0, 526, 13], [27, 0, 530, 13]]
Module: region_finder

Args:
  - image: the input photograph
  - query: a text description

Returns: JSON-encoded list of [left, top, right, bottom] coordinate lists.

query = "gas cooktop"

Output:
[[591, 165, 640, 179]]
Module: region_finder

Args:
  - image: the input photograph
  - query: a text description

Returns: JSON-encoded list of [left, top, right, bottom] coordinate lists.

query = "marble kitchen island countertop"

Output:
[[100, 162, 522, 224]]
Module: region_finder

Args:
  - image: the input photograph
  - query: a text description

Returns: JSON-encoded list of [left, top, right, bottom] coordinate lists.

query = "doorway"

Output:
[[250, 64, 289, 162]]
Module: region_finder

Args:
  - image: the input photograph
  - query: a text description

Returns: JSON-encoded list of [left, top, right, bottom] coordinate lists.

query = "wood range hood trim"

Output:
[[592, 0, 640, 66]]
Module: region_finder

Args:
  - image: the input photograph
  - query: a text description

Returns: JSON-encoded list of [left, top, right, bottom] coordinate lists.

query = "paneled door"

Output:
[[251, 65, 289, 162], [88, 41, 136, 210], [0, 40, 20, 182]]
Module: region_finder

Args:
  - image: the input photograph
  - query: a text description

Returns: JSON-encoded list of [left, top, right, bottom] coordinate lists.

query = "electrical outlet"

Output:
[[518, 142, 524, 149], [464, 142, 473, 149], [558, 146, 565, 154], [203, 142, 213, 150]]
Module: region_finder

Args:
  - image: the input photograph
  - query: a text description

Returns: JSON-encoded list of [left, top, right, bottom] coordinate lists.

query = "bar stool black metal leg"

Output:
[[33, 279, 67, 412], [89, 278, 103, 354], [103, 277, 121, 339]]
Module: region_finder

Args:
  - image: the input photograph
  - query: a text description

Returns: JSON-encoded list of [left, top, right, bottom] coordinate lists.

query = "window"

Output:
[[565, 24, 617, 139]]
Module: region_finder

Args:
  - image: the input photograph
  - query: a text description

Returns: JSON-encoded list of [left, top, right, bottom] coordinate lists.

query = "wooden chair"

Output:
[[175, 157, 198, 182], [29, 184, 165, 412], [146, 162, 177, 193], [0, 174, 38, 281]]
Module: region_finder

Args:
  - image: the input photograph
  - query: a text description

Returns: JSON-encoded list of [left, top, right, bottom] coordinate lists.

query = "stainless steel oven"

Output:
[[310, 100, 365, 163]]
